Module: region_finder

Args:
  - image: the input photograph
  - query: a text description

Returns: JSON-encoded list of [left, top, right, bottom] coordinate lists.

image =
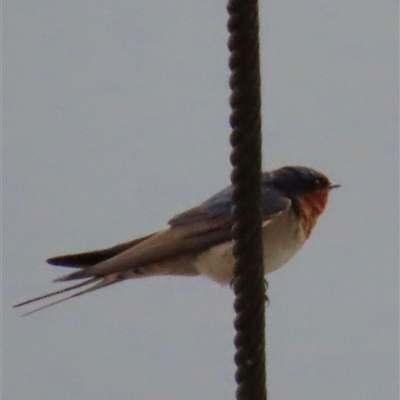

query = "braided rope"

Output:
[[227, 1, 267, 399]]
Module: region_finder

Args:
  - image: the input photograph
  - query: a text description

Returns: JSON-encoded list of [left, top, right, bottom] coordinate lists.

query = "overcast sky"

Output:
[[3, 1, 398, 399]]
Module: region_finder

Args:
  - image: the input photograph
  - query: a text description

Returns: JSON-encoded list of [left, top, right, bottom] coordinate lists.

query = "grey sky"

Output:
[[3, 1, 398, 399]]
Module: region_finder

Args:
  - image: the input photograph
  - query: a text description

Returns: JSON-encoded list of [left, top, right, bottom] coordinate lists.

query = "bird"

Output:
[[14, 166, 339, 315]]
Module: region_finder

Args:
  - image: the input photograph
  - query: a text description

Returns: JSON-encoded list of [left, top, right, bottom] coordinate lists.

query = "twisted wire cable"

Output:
[[227, 0, 267, 399]]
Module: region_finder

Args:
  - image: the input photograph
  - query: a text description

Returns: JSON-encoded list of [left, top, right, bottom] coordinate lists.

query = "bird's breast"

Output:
[[194, 209, 306, 285]]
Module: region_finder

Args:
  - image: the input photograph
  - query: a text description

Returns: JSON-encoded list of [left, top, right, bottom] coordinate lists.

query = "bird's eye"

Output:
[[315, 177, 329, 188], [313, 177, 329, 189], [314, 178, 321, 187]]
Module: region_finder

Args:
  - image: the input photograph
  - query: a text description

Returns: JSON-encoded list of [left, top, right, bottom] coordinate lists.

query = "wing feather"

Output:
[[47, 234, 155, 268], [55, 215, 232, 282]]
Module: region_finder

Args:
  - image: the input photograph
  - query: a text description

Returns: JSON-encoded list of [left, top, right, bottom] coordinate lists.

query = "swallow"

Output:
[[14, 166, 339, 315]]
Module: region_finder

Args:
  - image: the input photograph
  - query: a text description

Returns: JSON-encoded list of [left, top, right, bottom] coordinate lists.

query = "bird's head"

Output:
[[264, 166, 340, 225], [265, 166, 340, 196]]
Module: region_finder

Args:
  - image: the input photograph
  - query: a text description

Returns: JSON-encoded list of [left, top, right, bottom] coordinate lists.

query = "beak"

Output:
[[329, 182, 341, 190]]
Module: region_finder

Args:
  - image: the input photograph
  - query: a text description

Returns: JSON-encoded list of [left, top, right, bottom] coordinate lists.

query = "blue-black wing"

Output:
[[169, 185, 291, 227]]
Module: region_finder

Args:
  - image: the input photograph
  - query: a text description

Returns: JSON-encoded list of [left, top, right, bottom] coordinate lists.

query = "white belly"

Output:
[[194, 209, 306, 285]]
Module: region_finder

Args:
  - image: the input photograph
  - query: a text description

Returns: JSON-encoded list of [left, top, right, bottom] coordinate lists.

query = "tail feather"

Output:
[[13, 277, 99, 308], [14, 275, 120, 316], [13, 233, 157, 315], [19, 278, 117, 317], [53, 269, 93, 282]]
